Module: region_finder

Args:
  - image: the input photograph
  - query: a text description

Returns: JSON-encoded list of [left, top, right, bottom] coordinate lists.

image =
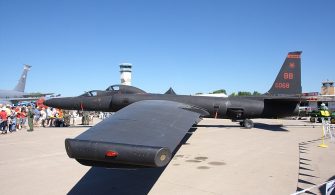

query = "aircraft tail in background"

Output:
[[267, 51, 302, 95], [14, 64, 31, 92]]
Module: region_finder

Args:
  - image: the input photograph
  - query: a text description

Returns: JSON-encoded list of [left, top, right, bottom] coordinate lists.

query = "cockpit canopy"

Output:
[[80, 85, 146, 97], [105, 85, 146, 94], [80, 90, 107, 97]]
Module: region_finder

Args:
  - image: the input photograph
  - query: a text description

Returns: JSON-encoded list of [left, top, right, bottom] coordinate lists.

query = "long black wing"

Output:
[[65, 100, 208, 168]]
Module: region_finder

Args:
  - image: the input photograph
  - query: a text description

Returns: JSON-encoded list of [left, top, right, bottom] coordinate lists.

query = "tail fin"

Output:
[[14, 64, 31, 92], [267, 51, 302, 95]]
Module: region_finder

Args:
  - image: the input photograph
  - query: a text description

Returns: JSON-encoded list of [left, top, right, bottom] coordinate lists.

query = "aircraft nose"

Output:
[[44, 97, 77, 110], [44, 98, 64, 108], [45, 96, 113, 111]]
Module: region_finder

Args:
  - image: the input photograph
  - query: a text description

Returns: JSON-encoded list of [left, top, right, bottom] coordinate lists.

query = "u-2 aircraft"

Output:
[[45, 51, 303, 168]]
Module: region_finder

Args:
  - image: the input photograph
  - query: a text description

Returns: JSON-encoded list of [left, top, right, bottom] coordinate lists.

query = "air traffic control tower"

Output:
[[120, 63, 132, 85], [321, 80, 335, 95]]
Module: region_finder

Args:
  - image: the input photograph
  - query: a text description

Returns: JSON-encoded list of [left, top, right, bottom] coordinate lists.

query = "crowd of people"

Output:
[[0, 103, 71, 134]]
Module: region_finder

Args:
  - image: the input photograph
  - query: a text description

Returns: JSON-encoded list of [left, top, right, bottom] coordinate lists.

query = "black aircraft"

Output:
[[45, 51, 303, 168]]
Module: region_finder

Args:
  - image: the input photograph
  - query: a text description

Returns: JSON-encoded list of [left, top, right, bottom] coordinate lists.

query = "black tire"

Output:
[[239, 122, 244, 127], [310, 117, 315, 123], [243, 119, 254, 129]]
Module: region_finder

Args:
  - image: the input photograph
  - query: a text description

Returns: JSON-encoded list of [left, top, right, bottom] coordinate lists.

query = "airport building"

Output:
[[120, 63, 132, 86], [303, 80, 335, 111]]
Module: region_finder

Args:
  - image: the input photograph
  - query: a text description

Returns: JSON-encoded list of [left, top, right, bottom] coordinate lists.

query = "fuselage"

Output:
[[45, 92, 300, 120]]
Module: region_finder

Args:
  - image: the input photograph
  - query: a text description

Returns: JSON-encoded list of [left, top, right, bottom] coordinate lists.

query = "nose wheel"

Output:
[[239, 119, 254, 129]]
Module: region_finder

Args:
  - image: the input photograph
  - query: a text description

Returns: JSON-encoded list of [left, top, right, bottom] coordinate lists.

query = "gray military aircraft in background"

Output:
[[45, 51, 303, 168], [0, 64, 53, 104]]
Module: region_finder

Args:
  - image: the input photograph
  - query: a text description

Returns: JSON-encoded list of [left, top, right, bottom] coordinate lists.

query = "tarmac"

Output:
[[0, 118, 334, 195]]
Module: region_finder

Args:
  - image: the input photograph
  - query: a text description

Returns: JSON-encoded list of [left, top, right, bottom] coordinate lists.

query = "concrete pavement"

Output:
[[0, 118, 334, 195]]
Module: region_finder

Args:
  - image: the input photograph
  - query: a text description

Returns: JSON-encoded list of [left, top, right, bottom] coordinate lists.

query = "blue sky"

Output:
[[0, 0, 334, 96]]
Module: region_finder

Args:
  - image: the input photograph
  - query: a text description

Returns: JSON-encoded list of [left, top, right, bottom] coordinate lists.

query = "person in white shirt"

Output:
[[40, 108, 47, 127]]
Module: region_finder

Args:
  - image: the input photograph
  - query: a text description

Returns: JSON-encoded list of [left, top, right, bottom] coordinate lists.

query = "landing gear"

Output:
[[244, 119, 254, 129], [239, 119, 254, 129], [228, 108, 253, 128]]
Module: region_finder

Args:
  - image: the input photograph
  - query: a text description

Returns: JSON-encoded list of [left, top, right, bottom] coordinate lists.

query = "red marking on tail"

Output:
[[287, 54, 300, 59], [289, 62, 295, 69]]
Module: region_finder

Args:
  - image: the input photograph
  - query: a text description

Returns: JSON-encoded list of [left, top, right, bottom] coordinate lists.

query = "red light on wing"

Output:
[[105, 151, 118, 157]]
